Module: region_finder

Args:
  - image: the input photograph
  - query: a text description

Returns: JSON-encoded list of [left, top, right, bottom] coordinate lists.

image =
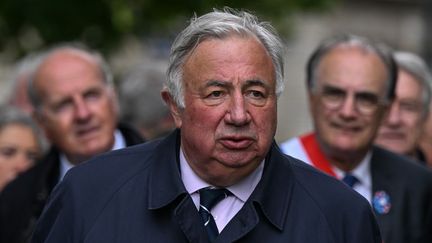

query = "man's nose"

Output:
[[225, 93, 250, 126], [385, 102, 401, 126], [74, 98, 91, 120], [339, 94, 357, 118]]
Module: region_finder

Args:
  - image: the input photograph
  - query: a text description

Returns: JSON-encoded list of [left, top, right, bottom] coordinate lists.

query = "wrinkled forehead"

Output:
[[185, 36, 274, 77], [186, 32, 262, 61]]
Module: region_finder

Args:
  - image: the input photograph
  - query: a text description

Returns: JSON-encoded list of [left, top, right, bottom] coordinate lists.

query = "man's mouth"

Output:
[[332, 123, 362, 133], [219, 136, 254, 150], [76, 126, 99, 139]]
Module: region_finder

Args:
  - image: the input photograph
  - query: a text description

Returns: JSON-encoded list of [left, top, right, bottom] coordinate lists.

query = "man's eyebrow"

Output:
[[355, 91, 379, 97], [245, 79, 266, 86], [203, 79, 269, 89], [321, 83, 343, 90], [245, 79, 274, 92], [205, 80, 228, 87], [321, 84, 379, 97]]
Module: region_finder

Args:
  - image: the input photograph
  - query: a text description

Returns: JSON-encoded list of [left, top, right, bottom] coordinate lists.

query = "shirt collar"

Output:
[[332, 150, 372, 188], [180, 147, 264, 202]]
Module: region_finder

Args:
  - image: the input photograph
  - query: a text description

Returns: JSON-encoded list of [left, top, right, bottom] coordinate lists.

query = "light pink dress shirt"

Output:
[[180, 148, 264, 233]]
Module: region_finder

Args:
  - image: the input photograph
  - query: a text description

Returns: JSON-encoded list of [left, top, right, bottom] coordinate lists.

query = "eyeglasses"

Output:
[[315, 85, 388, 115]]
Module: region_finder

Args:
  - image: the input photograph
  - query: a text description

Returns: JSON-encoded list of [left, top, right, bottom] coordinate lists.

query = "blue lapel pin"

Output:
[[372, 190, 391, 215]]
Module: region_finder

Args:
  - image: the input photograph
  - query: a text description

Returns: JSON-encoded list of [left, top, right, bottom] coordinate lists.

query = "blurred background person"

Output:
[[7, 53, 43, 115], [0, 105, 45, 192], [375, 51, 432, 165], [0, 44, 144, 243], [280, 34, 432, 243], [118, 62, 175, 140]]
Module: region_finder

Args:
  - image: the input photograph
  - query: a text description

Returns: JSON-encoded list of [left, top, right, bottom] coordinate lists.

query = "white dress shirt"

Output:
[[332, 151, 373, 203]]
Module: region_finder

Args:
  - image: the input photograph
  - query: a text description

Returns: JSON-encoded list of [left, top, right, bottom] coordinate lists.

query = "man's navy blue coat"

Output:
[[32, 130, 381, 243]]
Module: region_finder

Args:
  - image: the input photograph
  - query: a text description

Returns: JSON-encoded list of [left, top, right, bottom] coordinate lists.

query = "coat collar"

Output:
[[146, 129, 210, 242], [247, 142, 295, 231], [147, 129, 188, 210], [147, 130, 295, 232]]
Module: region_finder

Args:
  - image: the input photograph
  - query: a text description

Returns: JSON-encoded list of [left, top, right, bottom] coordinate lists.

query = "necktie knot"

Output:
[[199, 187, 230, 211], [342, 173, 359, 188], [198, 187, 231, 241]]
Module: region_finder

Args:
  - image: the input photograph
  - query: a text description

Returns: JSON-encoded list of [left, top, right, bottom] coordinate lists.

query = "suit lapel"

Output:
[[370, 147, 396, 238]]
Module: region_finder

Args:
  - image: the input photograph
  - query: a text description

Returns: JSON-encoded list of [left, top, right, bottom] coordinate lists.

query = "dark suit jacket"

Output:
[[31, 130, 381, 243], [0, 123, 144, 243], [371, 146, 432, 243]]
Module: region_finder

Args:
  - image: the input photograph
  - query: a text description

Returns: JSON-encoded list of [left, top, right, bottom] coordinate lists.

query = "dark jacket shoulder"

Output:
[[372, 146, 432, 185], [64, 138, 162, 191]]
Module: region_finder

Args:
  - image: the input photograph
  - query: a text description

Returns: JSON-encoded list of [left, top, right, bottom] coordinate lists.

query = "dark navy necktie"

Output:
[[198, 187, 231, 241], [342, 173, 359, 188]]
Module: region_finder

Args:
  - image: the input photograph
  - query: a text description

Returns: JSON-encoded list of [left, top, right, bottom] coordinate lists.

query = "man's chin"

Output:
[[216, 152, 262, 169], [207, 159, 261, 187], [336, 142, 362, 152]]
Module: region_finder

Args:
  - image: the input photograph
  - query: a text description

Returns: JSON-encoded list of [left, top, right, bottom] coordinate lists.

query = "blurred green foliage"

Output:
[[0, 0, 336, 58]]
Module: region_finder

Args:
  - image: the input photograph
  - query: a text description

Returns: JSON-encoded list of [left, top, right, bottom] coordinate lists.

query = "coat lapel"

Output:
[[174, 195, 211, 243], [217, 202, 259, 242], [370, 146, 396, 238], [251, 142, 295, 230]]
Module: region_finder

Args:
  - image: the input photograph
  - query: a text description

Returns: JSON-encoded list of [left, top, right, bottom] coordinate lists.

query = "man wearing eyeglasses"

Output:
[[280, 34, 432, 243]]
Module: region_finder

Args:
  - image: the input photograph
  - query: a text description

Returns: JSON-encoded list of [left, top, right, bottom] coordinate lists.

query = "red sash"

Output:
[[299, 133, 337, 177]]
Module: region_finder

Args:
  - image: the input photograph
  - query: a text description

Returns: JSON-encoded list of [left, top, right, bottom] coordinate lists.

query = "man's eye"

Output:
[[247, 90, 265, 99], [399, 102, 421, 113], [356, 93, 379, 106], [203, 90, 226, 105], [323, 89, 345, 100], [51, 100, 73, 113], [84, 90, 102, 101], [208, 90, 224, 98]]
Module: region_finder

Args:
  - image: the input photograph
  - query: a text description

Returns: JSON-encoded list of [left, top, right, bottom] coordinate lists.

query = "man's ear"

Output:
[[161, 89, 182, 128]]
